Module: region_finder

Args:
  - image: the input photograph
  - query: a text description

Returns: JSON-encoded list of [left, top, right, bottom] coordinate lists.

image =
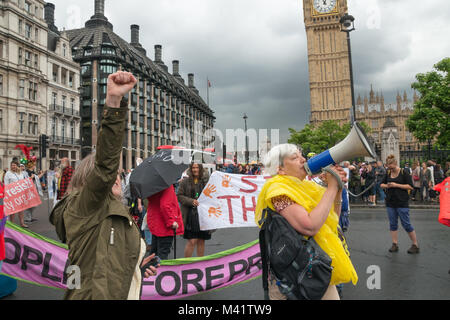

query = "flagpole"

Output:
[[207, 77, 210, 106]]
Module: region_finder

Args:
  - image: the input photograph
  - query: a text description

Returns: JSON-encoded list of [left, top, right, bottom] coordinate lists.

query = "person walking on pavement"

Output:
[[411, 161, 422, 201], [24, 164, 44, 223], [177, 163, 211, 258], [374, 160, 386, 204], [146, 185, 184, 260], [381, 155, 420, 254], [362, 163, 376, 206], [50, 71, 158, 300], [421, 162, 430, 202], [57, 158, 74, 200], [4, 161, 28, 228]]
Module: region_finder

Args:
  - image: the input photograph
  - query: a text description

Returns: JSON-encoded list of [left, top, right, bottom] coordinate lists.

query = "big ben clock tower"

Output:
[[303, 0, 352, 126]]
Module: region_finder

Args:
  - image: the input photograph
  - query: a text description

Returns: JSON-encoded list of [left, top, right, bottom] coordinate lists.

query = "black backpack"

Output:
[[259, 207, 333, 300]]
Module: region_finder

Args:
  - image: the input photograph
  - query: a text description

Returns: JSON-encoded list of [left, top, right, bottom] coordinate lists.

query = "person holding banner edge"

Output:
[[255, 144, 358, 300], [4, 161, 28, 228], [50, 71, 159, 300], [178, 162, 211, 258]]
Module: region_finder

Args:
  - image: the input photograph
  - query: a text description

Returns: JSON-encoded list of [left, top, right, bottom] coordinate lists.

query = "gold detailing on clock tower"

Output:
[[303, 0, 352, 126]]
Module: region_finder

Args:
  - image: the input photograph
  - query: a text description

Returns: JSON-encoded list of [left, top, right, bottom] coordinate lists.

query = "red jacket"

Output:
[[147, 185, 184, 237], [0, 183, 5, 262], [435, 177, 450, 227]]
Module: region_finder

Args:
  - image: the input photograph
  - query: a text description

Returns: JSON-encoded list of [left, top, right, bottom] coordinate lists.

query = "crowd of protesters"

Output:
[[1, 70, 449, 302], [0, 157, 74, 229], [346, 159, 448, 205], [217, 162, 264, 175]]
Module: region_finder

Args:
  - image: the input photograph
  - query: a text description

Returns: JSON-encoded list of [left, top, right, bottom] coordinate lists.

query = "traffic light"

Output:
[[41, 134, 50, 158]]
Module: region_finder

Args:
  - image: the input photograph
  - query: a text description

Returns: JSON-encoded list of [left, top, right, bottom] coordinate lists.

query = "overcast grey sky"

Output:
[[52, 0, 450, 143]]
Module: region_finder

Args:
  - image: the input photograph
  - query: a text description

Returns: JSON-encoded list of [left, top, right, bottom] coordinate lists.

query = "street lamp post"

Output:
[[243, 113, 249, 164], [340, 13, 356, 126]]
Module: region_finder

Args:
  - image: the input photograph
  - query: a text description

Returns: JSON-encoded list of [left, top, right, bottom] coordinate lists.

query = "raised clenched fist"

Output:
[[106, 71, 137, 108]]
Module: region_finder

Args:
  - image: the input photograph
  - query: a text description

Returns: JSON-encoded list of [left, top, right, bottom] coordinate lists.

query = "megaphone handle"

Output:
[[322, 166, 344, 191]]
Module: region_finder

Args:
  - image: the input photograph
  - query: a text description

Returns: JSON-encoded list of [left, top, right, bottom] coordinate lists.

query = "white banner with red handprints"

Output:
[[198, 172, 271, 231]]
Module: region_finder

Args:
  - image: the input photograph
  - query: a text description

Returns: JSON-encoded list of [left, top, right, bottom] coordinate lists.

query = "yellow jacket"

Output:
[[255, 175, 358, 286]]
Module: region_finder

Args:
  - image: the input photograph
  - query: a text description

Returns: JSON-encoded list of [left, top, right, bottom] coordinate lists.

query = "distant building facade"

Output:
[[356, 86, 422, 160], [44, 3, 81, 169], [65, 0, 215, 170], [302, 0, 353, 126], [0, 0, 49, 169]]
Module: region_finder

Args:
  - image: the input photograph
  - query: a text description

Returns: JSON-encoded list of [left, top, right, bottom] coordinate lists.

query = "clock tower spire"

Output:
[[302, 0, 353, 126]]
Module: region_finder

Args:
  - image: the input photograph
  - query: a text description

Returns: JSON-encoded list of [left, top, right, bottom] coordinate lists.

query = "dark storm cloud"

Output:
[[53, 0, 450, 144]]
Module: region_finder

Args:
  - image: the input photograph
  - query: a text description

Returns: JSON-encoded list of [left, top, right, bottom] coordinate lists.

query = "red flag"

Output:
[[208, 80, 212, 88]]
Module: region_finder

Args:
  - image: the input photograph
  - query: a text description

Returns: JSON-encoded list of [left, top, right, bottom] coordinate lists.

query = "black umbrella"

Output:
[[129, 149, 191, 199]]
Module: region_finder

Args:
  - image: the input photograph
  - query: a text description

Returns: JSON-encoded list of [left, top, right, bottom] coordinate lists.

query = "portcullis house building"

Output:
[[64, 0, 215, 169]]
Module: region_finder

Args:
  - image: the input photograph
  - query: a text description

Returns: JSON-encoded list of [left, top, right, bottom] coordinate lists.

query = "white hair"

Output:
[[263, 144, 300, 176]]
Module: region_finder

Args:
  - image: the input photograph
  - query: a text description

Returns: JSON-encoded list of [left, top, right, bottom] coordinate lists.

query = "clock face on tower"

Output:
[[312, 0, 337, 14]]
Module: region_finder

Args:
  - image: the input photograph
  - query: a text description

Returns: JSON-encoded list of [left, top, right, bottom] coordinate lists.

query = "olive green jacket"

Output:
[[50, 101, 142, 300]]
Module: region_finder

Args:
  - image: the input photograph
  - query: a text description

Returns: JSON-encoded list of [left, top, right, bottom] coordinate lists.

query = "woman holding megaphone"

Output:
[[256, 144, 358, 300]]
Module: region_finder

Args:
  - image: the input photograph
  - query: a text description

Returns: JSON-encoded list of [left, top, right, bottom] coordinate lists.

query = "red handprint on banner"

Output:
[[203, 184, 217, 199], [222, 175, 232, 188], [208, 206, 222, 218]]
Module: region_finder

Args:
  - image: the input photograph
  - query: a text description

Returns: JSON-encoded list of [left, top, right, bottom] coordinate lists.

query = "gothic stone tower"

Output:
[[303, 0, 352, 126]]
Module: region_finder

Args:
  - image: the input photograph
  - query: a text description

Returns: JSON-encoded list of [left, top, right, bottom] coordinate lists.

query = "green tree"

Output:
[[406, 57, 450, 147], [288, 120, 371, 155]]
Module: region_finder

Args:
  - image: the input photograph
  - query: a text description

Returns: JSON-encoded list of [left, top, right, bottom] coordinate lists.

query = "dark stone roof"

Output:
[[65, 22, 214, 118]]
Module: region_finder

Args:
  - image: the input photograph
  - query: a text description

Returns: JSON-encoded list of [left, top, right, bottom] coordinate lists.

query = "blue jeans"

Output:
[[386, 207, 414, 233], [375, 182, 385, 201], [144, 230, 152, 246]]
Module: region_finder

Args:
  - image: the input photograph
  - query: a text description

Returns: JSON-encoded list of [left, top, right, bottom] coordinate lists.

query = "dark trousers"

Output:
[[150, 235, 174, 260]]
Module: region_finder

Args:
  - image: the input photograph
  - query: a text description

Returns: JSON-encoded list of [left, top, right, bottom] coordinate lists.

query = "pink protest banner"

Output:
[[4, 178, 42, 216], [1, 222, 69, 290], [1, 222, 262, 299], [141, 240, 262, 300]]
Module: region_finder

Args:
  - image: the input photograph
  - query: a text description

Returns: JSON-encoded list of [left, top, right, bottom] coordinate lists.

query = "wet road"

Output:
[[3, 199, 449, 300]]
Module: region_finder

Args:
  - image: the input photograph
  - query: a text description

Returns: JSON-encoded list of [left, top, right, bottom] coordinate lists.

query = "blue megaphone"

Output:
[[304, 123, 377, 176]]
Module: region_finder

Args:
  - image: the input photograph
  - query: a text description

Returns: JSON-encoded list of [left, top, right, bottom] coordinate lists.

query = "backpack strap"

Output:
[[259, 208, 271, 300]]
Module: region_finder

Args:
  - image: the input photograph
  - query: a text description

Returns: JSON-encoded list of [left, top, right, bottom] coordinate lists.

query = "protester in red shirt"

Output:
[[57, 158, 74, 200], [147, 185, 184, 260]]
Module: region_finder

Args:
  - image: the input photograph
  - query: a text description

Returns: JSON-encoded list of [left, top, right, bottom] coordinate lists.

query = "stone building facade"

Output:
[[0, 0, 49, 169], [45, 3, 81, 169], [302, 0, 353, 126], [301, 0, 422, 160], [355, 87, 421, 159], [65, 0, 215, 170]]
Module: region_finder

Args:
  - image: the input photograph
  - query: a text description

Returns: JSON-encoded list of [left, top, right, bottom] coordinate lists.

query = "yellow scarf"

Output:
[[255, 175, 358, 286]]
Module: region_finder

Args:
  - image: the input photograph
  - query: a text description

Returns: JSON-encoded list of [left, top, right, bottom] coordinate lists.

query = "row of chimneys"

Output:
[[44, 1, 197, 90], [132, 26, 196, 89]]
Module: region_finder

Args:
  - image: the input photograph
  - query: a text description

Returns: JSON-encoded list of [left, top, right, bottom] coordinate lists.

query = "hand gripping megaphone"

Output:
[[304, 122, 377, 177]]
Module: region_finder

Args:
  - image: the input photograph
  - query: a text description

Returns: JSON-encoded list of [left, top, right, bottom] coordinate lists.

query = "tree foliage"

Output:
[[288, 120, 371, 155], [406, 57, 450, 147]]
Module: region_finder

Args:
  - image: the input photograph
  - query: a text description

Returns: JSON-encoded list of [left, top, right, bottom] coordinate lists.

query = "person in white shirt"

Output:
[[4, 161, 28, 228]]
